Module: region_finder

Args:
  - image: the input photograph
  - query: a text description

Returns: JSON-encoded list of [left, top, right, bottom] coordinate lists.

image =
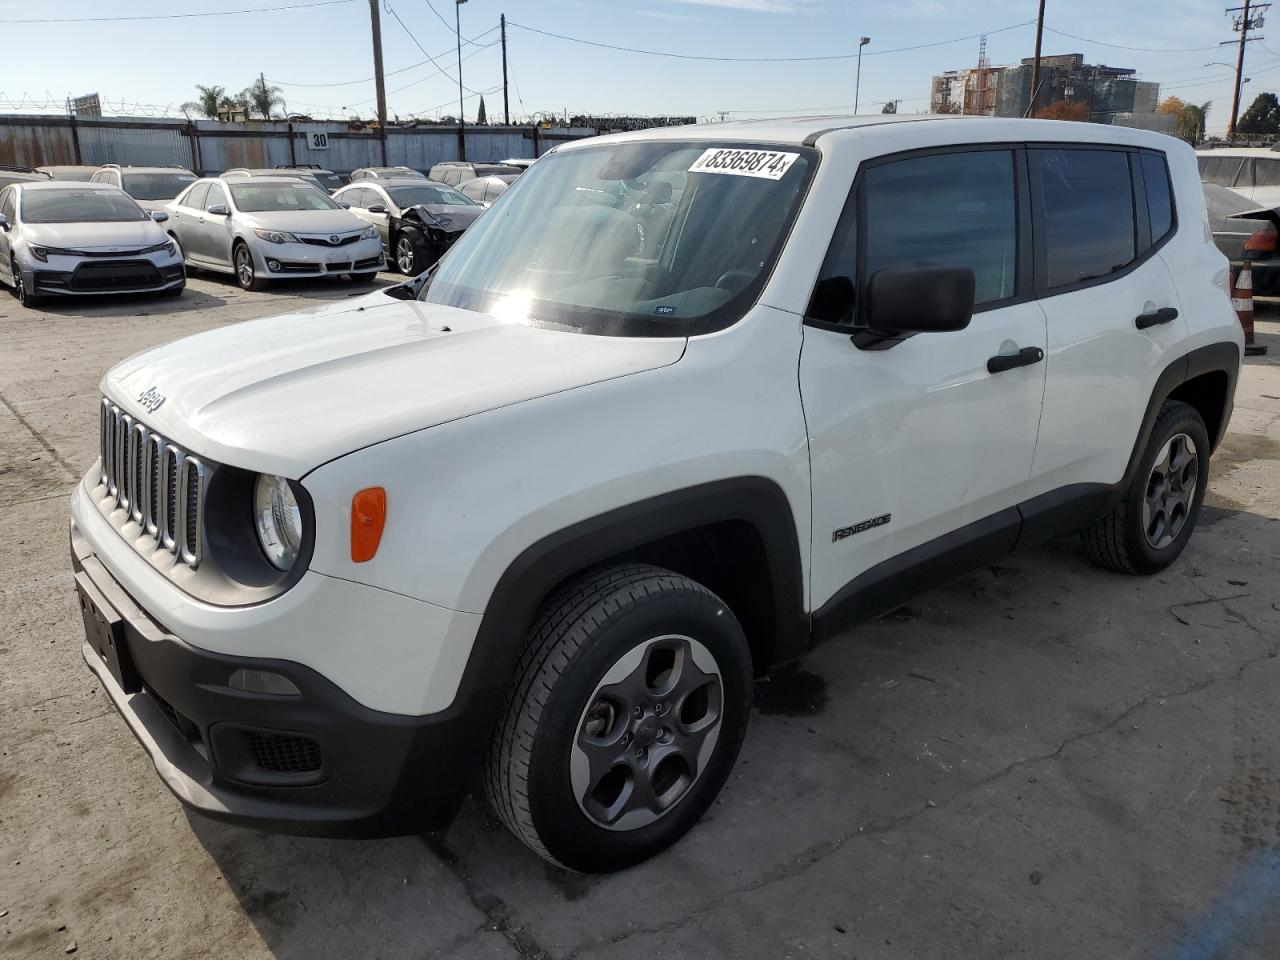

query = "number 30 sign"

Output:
[[309, 131, 329, 150]]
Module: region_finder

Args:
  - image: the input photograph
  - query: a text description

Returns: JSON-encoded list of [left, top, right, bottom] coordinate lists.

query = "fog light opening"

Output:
[[227, 669, 301, 696], [267, 259, 282, 272]]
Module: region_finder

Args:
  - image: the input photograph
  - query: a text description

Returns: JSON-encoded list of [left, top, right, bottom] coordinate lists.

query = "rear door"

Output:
[[800, 146, 1048, 612], [1025, 146, 1187, 499]]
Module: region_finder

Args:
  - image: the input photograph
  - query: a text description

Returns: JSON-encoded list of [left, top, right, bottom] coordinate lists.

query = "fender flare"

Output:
[[448, 477, 808, 720], [1114, 340, 1241, 505]]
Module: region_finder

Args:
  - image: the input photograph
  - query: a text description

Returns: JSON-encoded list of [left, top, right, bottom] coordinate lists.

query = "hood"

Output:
[[238, 209, 368, 235], [409, 204, 483, 232], [102, 299, 686, 477], [23, 219, 167, 250]]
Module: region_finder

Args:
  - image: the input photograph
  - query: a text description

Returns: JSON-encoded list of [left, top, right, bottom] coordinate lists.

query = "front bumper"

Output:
[[251, 235, 384, 278], [71, 522, 493, 837], [25, 251, 184, 296]]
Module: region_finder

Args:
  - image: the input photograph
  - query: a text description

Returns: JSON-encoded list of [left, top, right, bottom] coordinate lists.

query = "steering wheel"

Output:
[[715, 269, 754, 291]]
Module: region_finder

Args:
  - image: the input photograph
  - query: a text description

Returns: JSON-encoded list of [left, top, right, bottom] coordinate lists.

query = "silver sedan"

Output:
[[164, 177, 383, 291]]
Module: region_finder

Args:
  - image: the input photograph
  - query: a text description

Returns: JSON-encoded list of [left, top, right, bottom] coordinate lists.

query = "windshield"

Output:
[[389, 185, 476, 207], [229, 183, 340, 212], [421, 141, 813, 337], [21, 189, 147, 223], [122, 172, 197, 201], [315, 172, 343, 191]]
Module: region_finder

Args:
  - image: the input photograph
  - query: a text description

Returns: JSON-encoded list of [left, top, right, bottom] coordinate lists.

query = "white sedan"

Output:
[[165, 177, 383, 291]]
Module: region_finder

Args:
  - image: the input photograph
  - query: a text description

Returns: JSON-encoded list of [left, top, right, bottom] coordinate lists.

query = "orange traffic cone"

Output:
[[1232, 259, 1268, 357]]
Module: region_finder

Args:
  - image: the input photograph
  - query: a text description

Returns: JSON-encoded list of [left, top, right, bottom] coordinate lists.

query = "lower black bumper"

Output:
[[71, 527, 492, 838]]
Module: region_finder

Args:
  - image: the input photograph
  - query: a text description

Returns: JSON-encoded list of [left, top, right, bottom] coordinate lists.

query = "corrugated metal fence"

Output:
[[0, 115, 598, 174]]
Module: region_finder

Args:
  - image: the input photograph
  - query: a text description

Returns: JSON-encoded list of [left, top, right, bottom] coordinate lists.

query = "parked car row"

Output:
[[0, 156, 536, 307], [1197, 146, 1280, 295]]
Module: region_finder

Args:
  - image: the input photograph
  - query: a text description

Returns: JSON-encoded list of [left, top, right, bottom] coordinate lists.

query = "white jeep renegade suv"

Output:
[[70, 116, 1242, 872]]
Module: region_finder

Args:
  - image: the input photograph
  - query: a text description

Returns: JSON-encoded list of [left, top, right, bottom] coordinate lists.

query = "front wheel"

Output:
[[393, 232, 427, 275], [1081, 400, 1210, 574], [484, 564, 752, 873], [11, 258, 41, 307], [233, 243, 268, 291]]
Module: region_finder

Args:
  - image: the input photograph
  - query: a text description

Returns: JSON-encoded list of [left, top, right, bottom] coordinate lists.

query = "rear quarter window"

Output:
[[1140, 152, 1175, 245]]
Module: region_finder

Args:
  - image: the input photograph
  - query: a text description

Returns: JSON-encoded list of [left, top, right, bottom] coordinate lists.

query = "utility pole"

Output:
[[1029, 0, 1046, 117], [1226, 1, 1268, 140], [501, 13, 510, 125], [456, 0, 467, 159], [368, 0, 389, 165]]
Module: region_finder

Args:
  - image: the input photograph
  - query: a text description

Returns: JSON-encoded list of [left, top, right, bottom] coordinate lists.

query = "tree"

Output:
[[882, 100, 898, 114], [182, 84, 229, 119], [1033, 100, 1088, 122], [1175, 101, 1210, 144], [1237, 92, 1280, 136], [240, 76, 285, 120], [1157, 95, 1188, 116], [476, 95, 487, 125]]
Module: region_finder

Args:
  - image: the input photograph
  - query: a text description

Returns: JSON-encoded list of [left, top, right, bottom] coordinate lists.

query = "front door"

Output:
[[799, 147, 1047, 614], [199, 182, 235, 268]]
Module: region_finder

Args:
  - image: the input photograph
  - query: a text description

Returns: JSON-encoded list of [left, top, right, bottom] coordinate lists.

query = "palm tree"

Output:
[[241, 77, 285, 120], [181, 84, 228, 120]]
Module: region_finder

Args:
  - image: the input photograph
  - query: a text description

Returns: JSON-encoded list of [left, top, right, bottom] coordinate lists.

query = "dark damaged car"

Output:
[[333, 178, 484, 275]]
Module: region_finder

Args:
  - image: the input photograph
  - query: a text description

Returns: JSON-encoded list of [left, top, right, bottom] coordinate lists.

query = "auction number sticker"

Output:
[[688, 148, 799, 180]]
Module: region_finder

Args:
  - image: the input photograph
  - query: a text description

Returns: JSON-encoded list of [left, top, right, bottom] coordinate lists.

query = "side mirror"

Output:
[[367, 204, 387, 214], [337, 200, 351, 209], [150, 210, 169, 223], [0, 213, 9, 232], [206, 203, 229, 217], [864, 266, 974, 337]]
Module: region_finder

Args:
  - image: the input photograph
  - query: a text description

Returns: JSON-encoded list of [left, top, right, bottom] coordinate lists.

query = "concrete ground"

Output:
[[2, 276, 1279, 960]]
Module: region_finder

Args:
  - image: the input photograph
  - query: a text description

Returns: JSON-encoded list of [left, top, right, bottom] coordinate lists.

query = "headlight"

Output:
[[140, 240, 178, 256], [253, 229, 300, 244], [28, 245, 76, 262], [253, 474, 303, 571], [360, 226, 378, 240]]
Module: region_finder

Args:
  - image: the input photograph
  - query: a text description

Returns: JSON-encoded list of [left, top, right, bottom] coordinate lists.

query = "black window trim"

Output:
[[803, 141, 1035, 338], [1028, 141, 1177, 300]]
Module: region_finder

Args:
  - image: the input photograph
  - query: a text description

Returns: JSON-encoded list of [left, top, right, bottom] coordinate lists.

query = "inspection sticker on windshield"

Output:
[[688, 148, 799, 180]]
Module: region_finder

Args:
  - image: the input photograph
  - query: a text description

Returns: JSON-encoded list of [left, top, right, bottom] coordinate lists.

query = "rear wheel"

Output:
[[484, 564, 752, 872], [1081, 400, 1210, 574], [233, 243, 267, 291]]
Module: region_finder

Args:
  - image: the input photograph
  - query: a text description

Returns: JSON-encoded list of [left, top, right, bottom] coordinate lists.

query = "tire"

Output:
[[393, 231, 427, 275], [10, 258, 41, 307], [484, 563, 752, 873], [233, 242, 267, 291], [1081, 400, 1210, 575]]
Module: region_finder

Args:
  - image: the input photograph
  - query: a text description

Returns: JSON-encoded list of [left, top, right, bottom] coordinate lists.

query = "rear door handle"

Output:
[[987, 346, 1044, 374], [1136, 307, 1178, 330]]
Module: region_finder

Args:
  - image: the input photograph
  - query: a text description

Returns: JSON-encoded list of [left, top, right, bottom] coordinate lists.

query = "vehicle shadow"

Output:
[[185, 502, 1280, 960], [188, 270, 399, 303]]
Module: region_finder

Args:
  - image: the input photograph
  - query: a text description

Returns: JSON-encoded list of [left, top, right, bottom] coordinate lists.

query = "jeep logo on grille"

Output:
[[138, 386, 166, 414]]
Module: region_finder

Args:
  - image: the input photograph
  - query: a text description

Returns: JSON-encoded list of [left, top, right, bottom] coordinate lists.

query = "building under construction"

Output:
[[930, 52, 1160, 121]]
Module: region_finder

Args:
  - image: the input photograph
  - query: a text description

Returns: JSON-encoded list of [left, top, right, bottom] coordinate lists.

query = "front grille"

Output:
[[71, 259, 161, 291], [299, 233, 360, 247], [244, 731, 323, 774], [324, 261, 353, 273], [99, 398, 204, 569]]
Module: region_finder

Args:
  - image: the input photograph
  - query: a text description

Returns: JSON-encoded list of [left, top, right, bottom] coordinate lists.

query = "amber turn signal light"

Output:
[[351, 487, 387, 562]]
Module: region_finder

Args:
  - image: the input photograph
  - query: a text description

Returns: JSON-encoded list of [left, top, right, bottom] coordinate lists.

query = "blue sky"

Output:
[[0, 0, 1269, 135]]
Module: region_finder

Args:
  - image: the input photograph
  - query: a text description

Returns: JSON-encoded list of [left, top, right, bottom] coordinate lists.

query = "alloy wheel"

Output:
[[396, 236, 417, 274], [235, 246, 254, 288], [570, 634, 723, 832], [1142, 432, 1199, 549]]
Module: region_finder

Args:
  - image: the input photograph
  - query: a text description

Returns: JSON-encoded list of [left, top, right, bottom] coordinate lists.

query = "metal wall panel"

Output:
[[0, 120, 78, 167], [78, 121, 191, 168]]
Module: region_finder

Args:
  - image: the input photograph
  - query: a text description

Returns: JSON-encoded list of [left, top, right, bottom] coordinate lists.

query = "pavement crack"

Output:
[[421, 835, 553, 959], [0, 390, 79, 481]]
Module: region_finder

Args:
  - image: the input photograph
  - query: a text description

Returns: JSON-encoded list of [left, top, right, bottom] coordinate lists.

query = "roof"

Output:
[[562, 114, 1180, 151], [14, 180, 117, 192], [222, 176, 321, 187], [346, 176, 442, 188], [112, 166, 195, 174]]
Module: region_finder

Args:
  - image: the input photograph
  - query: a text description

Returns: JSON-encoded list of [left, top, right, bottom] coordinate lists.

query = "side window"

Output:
[[184, 182, 210, 211], [461, 179, 485, 202], [1197, 155, 1243, 188], [0, 188, 15, 223], [341, 188, 364, 208], [204, 182, 226, 209], [1032, 148, 1135, 290], [364, 189, 384, 209], [1140, 152, 1175, 245]]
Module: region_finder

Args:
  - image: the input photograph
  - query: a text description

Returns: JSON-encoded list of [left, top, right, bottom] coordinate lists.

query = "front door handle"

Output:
[[987, 346, 1044, 374], [1136, 307, 1178, 330]]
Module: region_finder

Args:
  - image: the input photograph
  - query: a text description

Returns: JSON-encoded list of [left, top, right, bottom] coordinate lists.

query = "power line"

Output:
[[1041, 24, 1223, 53], [270, 24, 498, 86], [505, 18, 1034, 63], [422, 0, 488, 48], [384, 3, 485, 95], [9, 0, 355, 24]]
